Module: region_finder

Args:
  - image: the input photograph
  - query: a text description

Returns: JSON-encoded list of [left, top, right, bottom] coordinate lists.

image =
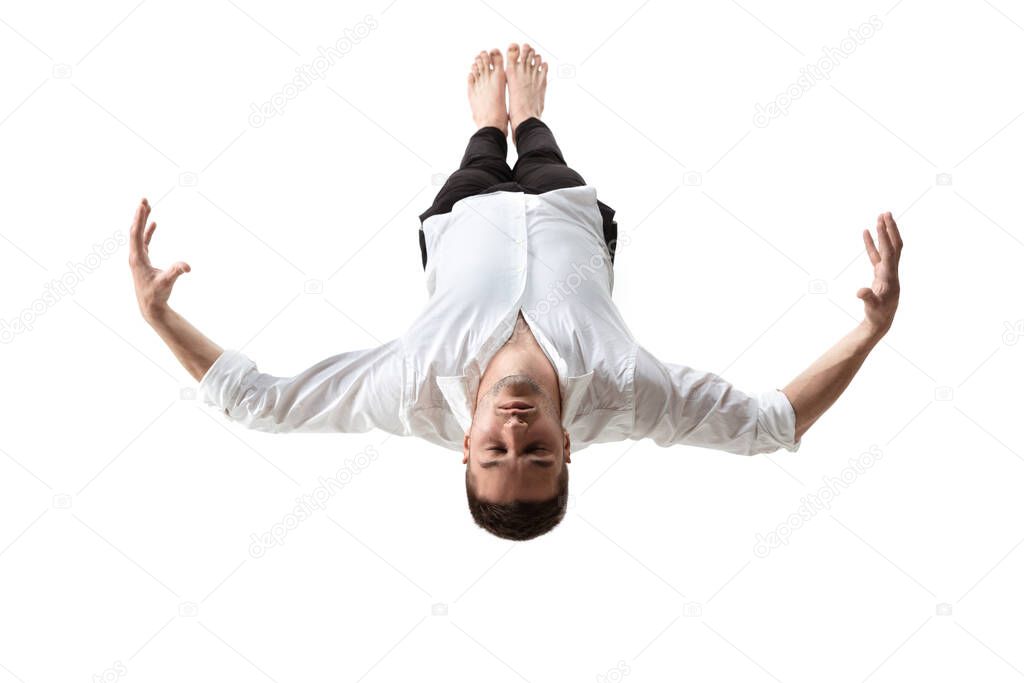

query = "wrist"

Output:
[[143, 303, 173, 326], [858, 319, 889, 345]]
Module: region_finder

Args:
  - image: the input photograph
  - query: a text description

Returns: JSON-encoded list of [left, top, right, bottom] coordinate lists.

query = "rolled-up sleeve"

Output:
[[197, 340, 407, 435], [631, 345, 801, 455]]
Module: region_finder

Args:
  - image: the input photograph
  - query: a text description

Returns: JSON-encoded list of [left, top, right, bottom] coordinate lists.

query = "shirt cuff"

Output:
[[198, 349, 256, 414], [753, 389, 802, 454]]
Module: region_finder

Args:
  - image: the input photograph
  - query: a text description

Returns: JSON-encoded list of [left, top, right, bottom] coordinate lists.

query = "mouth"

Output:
[[498, 401, 534, 410]]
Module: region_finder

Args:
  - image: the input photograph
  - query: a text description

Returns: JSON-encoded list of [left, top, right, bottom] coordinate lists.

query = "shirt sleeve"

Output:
[[631, 345, 801, 455], [197, 340, 406, 435]]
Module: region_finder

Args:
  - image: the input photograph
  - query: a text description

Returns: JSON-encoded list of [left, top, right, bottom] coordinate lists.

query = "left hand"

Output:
[[857, 211, 903, 336]]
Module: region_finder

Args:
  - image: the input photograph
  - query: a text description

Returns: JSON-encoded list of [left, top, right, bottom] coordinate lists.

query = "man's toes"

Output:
[[475, 54, 488, 75], [521, 44, 535, 68], [489, 48, 504, 73], [532, 52, 542, 70], [507, 43, 520, 66], [540, 61, 548, 81]]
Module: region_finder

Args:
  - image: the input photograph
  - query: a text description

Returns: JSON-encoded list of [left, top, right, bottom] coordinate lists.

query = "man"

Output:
[[129, 43, 903, 541]]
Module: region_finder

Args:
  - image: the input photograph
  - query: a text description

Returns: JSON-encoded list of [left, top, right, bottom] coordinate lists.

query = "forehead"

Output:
[[467, 463, 561, 502]]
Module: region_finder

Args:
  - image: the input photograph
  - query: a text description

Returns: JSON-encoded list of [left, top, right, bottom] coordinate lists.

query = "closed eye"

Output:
[[486, 445, 547, 453], [480, 460, 555, 469]]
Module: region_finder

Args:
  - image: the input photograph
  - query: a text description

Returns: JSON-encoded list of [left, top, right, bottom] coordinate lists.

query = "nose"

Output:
[[504, 414, 528, 427], [501, 412, 531, 436]]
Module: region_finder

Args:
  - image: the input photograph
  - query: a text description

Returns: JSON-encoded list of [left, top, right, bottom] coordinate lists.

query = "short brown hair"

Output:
[[465, 464, 569, 541]]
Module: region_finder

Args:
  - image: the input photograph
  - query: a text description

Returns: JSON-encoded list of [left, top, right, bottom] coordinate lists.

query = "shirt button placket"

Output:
[[517, 200, 527, 273]]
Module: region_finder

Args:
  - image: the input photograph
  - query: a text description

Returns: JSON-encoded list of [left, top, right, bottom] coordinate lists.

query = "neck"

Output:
[[477, 314, 561, 409]]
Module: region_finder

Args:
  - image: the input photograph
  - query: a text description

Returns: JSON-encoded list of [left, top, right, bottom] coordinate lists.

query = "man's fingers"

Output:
[[129, 198, 150, 267], [882, 211, 903, 251], [130, 199, 145, 240], [160, 261, 191, 287], [144, 221, 157, 247], [863, 228, 881, 265], [876, 213, 895, 259], [857, 287, 882, 309]]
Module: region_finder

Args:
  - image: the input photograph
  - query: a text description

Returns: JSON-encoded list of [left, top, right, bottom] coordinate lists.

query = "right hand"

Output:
[[128, 198, 191, 322], [856, 211, 903, 338]]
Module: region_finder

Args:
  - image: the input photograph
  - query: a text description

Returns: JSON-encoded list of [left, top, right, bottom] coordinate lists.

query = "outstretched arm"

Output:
[[128, 197, 406, 435], [128, 197, 222, 381], [782, 212, 904, 441]]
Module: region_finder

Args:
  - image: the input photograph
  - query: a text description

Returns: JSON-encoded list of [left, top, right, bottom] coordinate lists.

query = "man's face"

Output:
[[463, 374, 570, 503]]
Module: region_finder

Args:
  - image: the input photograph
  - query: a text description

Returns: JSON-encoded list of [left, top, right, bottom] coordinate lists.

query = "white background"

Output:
[[1, 0, 1023, 681]]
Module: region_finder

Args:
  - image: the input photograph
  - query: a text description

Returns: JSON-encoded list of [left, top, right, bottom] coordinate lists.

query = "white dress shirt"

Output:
[[199, 185, 801, 455]]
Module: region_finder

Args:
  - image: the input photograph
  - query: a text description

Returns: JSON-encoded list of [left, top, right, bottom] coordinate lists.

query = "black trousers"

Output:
[[418, 117, 618, 268]]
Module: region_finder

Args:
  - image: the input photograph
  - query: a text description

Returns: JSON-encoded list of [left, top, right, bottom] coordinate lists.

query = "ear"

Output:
[[563, 429, 571, 464], [462, 433, 470, 465]]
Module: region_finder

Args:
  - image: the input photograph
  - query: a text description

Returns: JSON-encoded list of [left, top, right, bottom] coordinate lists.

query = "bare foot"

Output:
[[505, 42, 548, 142], [467, 48, 508, 135]]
